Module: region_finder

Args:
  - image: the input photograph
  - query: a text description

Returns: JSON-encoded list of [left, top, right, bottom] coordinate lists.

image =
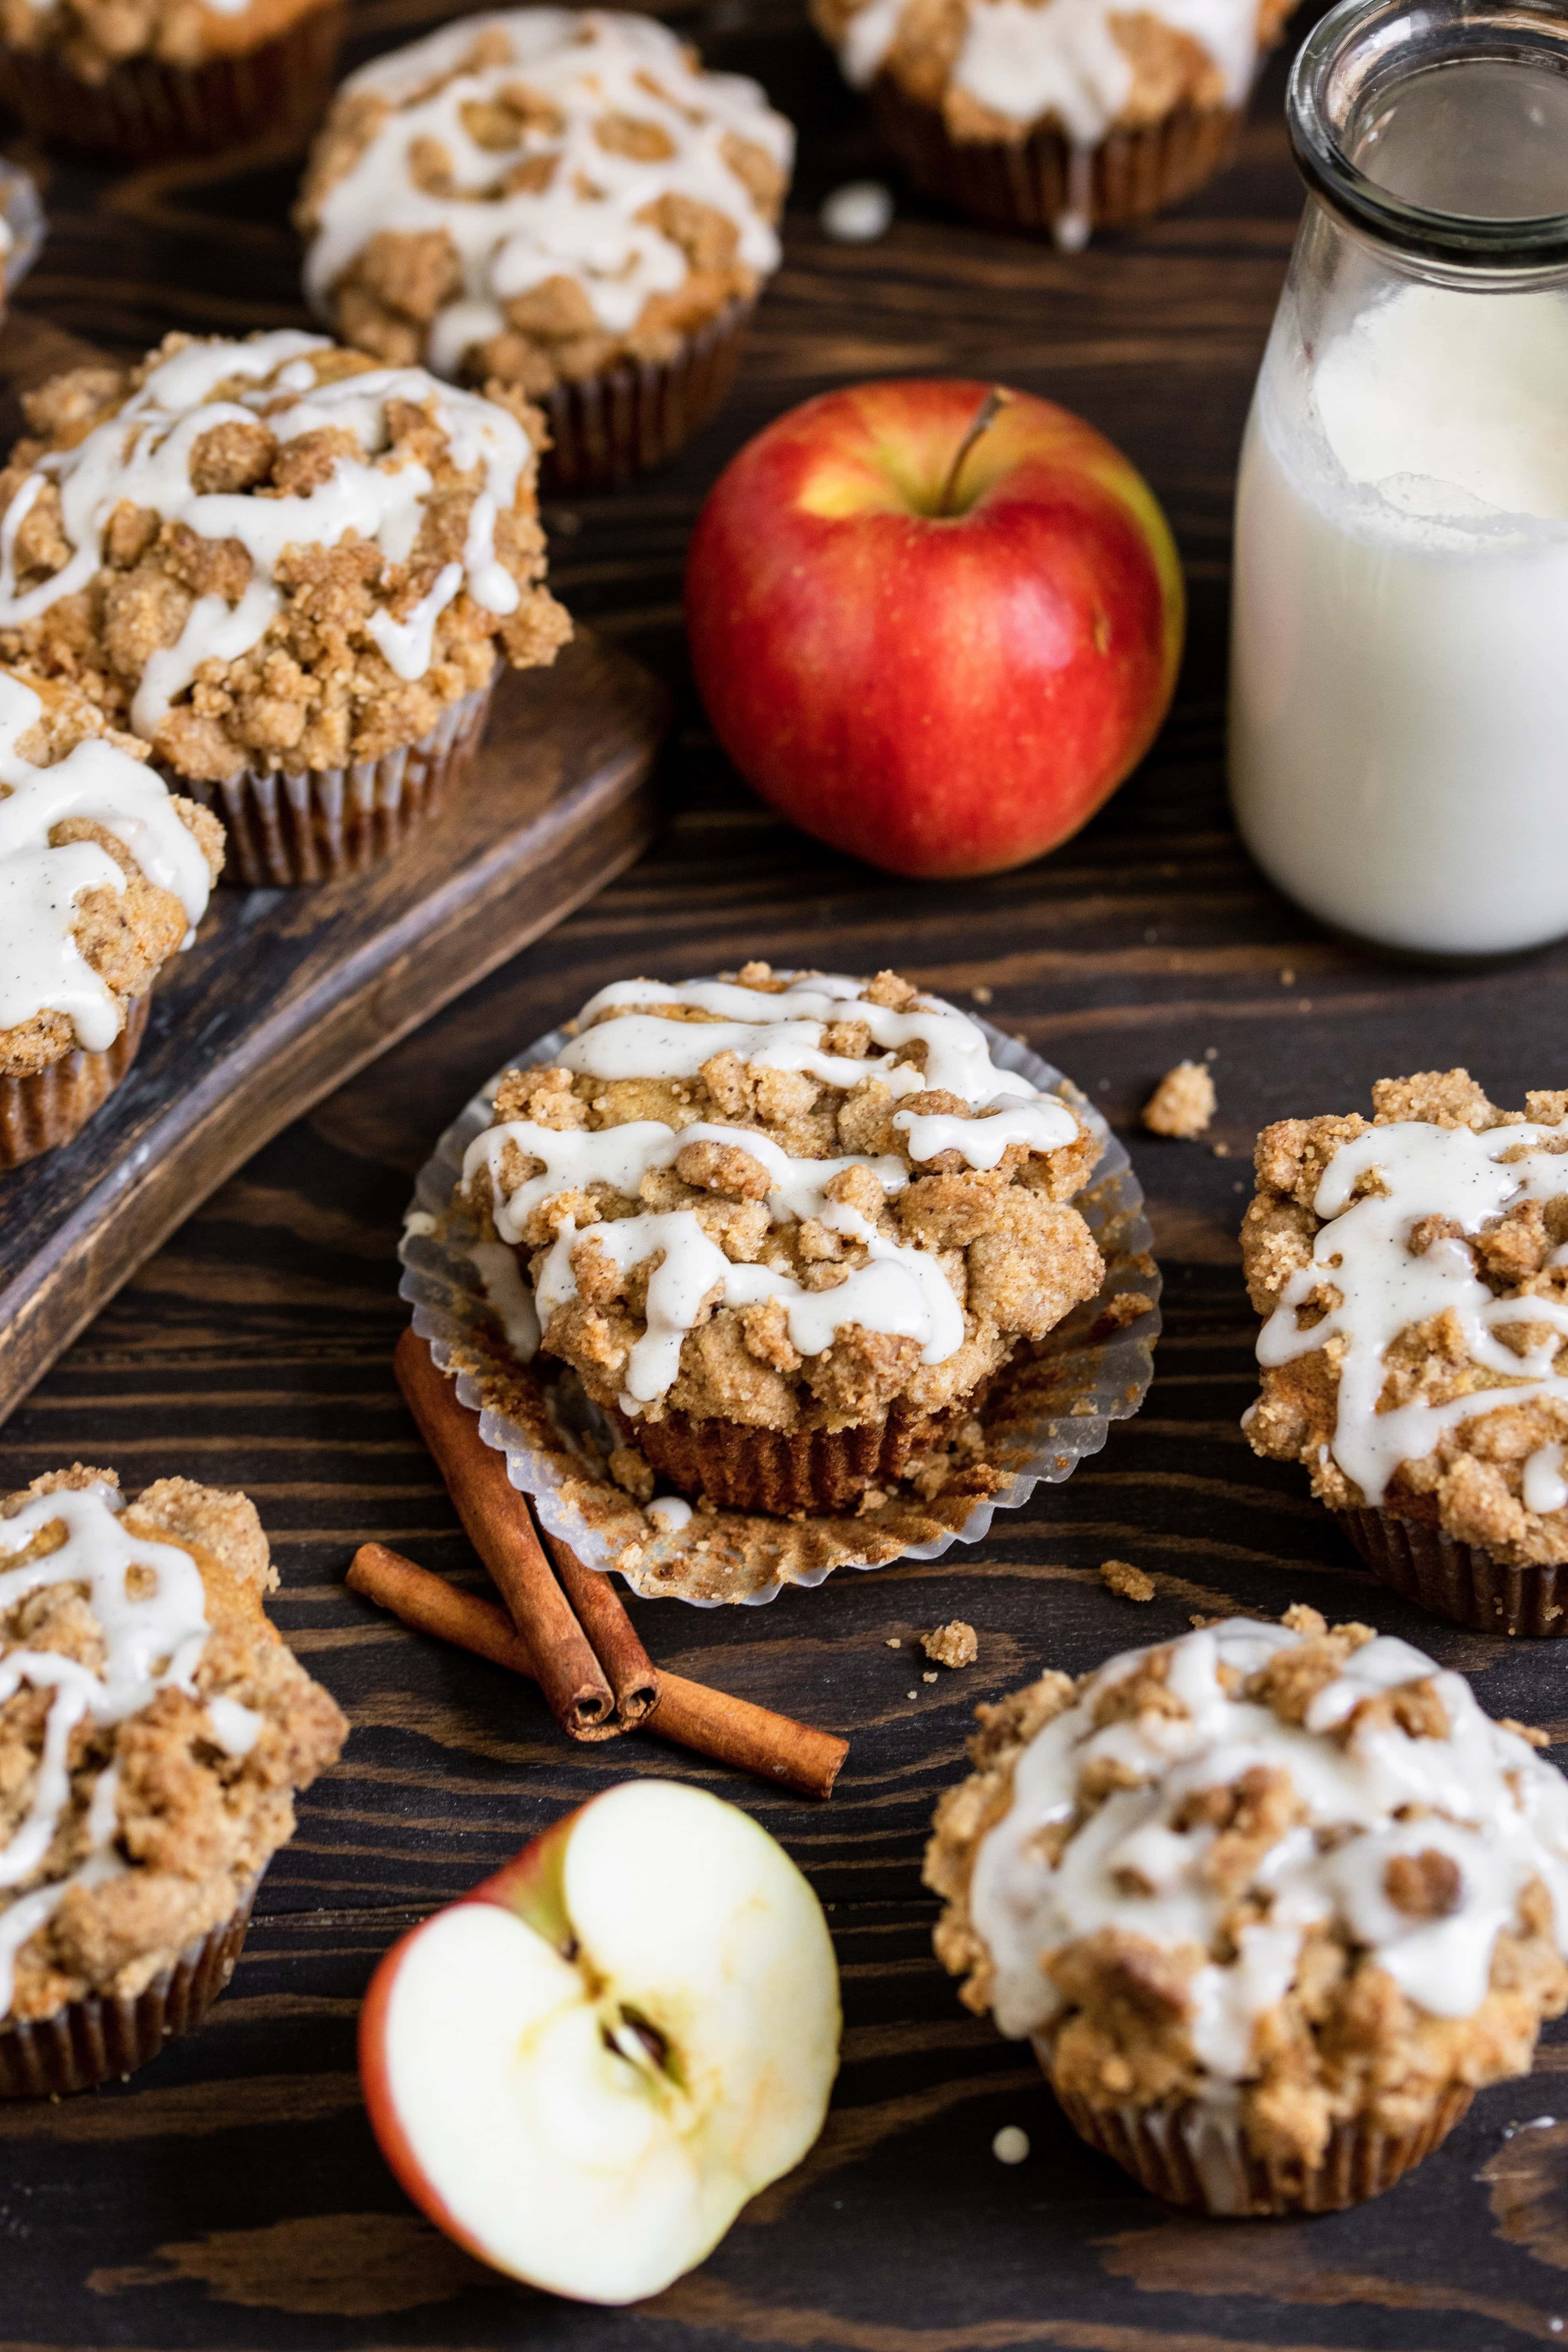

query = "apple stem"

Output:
[[936, 386, 1011, 518]]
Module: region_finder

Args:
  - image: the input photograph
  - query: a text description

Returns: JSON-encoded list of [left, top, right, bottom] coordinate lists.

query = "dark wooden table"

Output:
[[6, 11, 1568, 2348]]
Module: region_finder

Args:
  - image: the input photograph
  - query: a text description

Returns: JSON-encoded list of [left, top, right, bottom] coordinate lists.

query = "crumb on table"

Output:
[[921, 1619, 978, 1668], [1142, 1060, 1216, 1140], [1100, 1558, 1155, 1602]]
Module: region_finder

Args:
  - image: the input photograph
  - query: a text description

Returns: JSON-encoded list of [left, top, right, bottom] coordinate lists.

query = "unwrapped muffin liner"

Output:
[[1046, 2068, 1474, 2215], [1339, 1505, 1568, 1639], [867, 74, 1243, 245], [539, 297, 754, 495], [399, 1004, 1161, 1604], [0, 168, 45, 316], [0, 988, 149, 1170], [0, 1, 344, 159], [0, 1880, 256, 2098], [185, 677, 492, 887]]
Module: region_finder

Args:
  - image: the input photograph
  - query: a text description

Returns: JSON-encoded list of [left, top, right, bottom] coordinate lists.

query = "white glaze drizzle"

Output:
[[303, 11, 793, 368], [0, 672, 213, 1051], [0, 331, 530, 745], [970, 1618, 1568, 2090], [1256, 1120, 1568, 1507], [462, 973, 1083, 1415], [0, 1483, 263, 2019]]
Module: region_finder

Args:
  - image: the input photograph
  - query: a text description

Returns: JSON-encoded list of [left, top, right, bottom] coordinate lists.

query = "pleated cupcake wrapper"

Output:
[[189, 679, 492, 887], [0, 168, 45, 314], [0, 988, 149, 1172], [867, 75, 1243, 244], [0, 0, 344, 158], [611, 1395, 979, 1516], [540, 298, 754, 495], [1339, 1505, 1568, 1639], [0, 1882, 256, 2098], [1045, 2063, 1474, 2215], [399, 1002, 1163, 1602]]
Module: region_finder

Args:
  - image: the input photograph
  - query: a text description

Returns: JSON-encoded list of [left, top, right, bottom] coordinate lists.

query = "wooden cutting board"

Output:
[[0, 626, 666, 1426]]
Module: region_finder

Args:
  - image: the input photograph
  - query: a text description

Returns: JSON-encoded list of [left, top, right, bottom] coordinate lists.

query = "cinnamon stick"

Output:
[[393, 1327, 615, 1740], [540, 1528, 659, 1726], [347, 1543, 848, 1801]]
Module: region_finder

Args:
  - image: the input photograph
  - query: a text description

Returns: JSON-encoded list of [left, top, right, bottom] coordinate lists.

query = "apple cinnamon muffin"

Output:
[[1243, 1069, 1568, 1635], [459, 963, 1105, 1513], [0, 329, 571, 884], [297, 9, 794, 491], [927, 1608, 1568, 2213], [813, 0, 1293, 247], [0, 0, 344, 158], [0, 665, 222, 1167], [0, 1465, 347, 2096]]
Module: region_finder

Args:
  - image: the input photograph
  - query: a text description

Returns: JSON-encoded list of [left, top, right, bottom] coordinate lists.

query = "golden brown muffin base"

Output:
[[0, 986, 149, 1168], [0, 0, 342, 157], [540, 297, 753, 495], [612, 1391, 980, 1514], [0, 1880, 255, 2098], [868, 74, 1243, 238], [1048, 2068, 1474, 2215], [182, 675, 491, 887], [1339, 1506, 1568, 1640]]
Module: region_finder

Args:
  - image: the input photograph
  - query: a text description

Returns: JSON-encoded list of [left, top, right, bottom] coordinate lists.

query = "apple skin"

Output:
[[684, 378, 1185, 880]]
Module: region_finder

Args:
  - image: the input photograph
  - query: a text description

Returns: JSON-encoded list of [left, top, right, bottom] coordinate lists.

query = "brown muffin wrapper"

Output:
[[867, 74, 1242, 241], [1338, 1505, 1568, 1639], [613, 1394, 975, 1514], [0, 986, 149, 1172], [1047, 2070, 1474, 2215], [183, 677, 493, 888], [0, 0, 342, 158], [540, 297, 754, 496], [0, 1882, 256, 2098]]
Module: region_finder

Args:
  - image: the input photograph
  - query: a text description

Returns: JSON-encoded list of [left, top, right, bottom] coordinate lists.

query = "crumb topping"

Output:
[[0, 1468, 345, 2021], [0, 667, 222, 1078], [0, 330, 570, 785], [1100, 1556, 1155, 1601], [460, 963, 1104, 1447], [925, 1609, 1568, 2170], [1243, 1069, 1568, 1563], [298, 10, 793, 397], [923, 1619, 978, 1667], [1143, 1059, 1215, 1140]]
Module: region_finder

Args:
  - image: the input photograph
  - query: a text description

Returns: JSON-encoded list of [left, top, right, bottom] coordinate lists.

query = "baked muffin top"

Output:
[[927, 1608, 1568, 2182], [813, 0, 1293, 147], [297, 10, 793, 395], [0, 667, 222, 1079], [0, 330, 570, 785], [1243, 1069, 1568, 1567], [0, 1466, 346, 2023], [461, 963, 1104, 1435], [0, 0, 329, 80]]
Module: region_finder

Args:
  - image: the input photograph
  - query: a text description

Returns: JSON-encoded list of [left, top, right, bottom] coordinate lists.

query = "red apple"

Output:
[[359, 1779, 840, 2305], [684, 378, 1184, 879]]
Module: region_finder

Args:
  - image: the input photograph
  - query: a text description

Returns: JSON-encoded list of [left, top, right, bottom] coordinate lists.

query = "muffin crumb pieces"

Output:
[[1143, 1061, 1216, 1140], [1099, 1558, 1155, 1602], [923, 1619, 978, 1668]]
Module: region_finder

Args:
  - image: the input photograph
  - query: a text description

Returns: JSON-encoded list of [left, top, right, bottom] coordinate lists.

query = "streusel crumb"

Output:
[[1099, 1558, 1155, 1601], [1143, 1060, 1216, 1140], [922, 1619, 978, 1668]]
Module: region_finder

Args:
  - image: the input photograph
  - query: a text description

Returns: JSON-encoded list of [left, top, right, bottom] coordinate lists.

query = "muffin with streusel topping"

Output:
[[1244, 1068, 1568, 1636], [297, 10, 794, 491], [459, 962, 1105, 1514], [0, 666, 223, 1166], [0, 329, 570, 885], [927, 1608, 1568, 2212], [0, 1465, 346, 2096]]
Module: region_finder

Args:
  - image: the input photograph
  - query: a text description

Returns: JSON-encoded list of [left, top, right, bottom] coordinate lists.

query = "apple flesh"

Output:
[[359, 1779, 840, 2305], [684, 377, 1185, 880]]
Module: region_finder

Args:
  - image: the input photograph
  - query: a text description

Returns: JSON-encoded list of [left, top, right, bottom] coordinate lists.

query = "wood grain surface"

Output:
[[6, 6, 1568, 2349]]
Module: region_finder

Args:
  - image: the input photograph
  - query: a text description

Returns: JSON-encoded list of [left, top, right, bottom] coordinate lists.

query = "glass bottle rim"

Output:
[[1289, 0, 1568, 276]]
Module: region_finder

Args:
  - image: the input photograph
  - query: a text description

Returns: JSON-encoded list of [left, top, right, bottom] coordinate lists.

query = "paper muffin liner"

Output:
[[1338, 1505, 1568, 1639], [1045, 2064, 1474, 2215], [867, 74, 1243, 246], [0, 0, 343, 159], [0, 1880, 256, 2098], [612, 1393, 987, 1515], [0, 988, 149, 1171], [399, 1001, 1162, 1604], [538, 297, 755, 496], [0, 168, 45, 317], [184, 677, 493, 888]]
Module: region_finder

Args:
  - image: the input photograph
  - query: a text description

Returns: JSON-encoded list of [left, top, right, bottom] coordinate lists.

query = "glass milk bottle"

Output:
[[1229, 0, 1568, 957]]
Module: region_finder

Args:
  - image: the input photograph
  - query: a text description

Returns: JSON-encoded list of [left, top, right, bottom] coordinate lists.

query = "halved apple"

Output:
[[359, 1779, 841, 2304]]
